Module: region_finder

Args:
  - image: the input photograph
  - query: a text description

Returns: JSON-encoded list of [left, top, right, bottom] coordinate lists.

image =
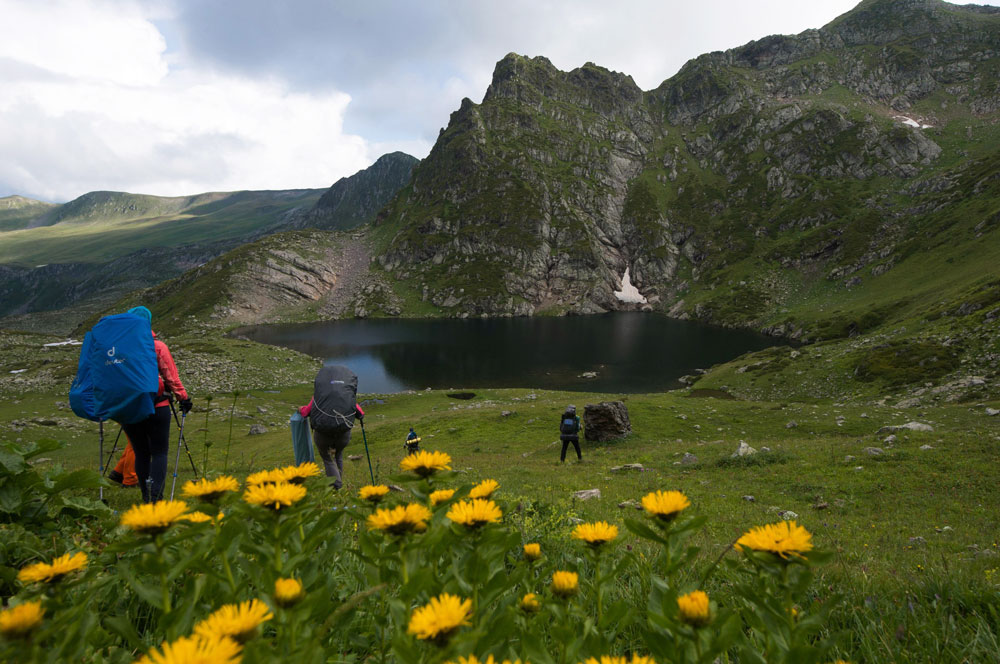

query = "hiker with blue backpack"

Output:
[[120, 306, 191, 503], [559, 404, 583, 462], [70, 305, 192, 503]]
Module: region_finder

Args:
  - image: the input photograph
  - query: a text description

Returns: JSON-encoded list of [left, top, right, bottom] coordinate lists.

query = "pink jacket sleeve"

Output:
[[154, 338, 188, 402]]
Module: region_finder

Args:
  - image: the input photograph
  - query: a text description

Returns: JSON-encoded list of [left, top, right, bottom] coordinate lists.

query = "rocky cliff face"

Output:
[[301, 152, 419, 231], [374, 0, 1000, 330]]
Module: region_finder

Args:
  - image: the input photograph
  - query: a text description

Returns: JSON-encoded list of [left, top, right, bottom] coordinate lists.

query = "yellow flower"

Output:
[[407, 593, 472, 642], [523, 542, 541, 561], [582, 657, 656, 664], [446, 499, 503, 528], [367, 503, 433, 535], [137, 634, 242, 664], [572, 521, 619, 547], [519, 593, 541, 613], [399, 450, 452, 477], [182, 476, 239, 502], [469, 478, 499, 499], [280, 462, 321, 484], [246, 468, 285, 486], [274, 578, 304, 607], [641, 490, 691, 521], [449, 657, 525, 664], [430, 489, 456, 506], [677, 590, 711, 626], [182, 512, 214, 524], [359, 485, 391, 503], [121, 501, 191, 535], [243, 481, 307, 511], [0, 601, 44, 638], [735, 521, 814, 560], [193, 599, 273, 643], [17, 551, 88, 584], [551, 570, 579, 597]]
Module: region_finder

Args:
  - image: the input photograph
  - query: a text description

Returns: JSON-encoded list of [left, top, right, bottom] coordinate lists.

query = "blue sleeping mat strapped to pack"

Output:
[[289, 412, 315, 465], [69, 313, 159, 425]]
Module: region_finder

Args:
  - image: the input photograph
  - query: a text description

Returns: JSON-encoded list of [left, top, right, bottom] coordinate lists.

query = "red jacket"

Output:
[[153, 333, 188, 408]]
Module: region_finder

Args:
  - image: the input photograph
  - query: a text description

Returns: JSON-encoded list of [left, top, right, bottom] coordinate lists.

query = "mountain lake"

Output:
[[232, 312, 786, 394]]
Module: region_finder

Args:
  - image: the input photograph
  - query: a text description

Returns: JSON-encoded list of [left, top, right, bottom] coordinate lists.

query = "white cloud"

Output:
[[0, 0, 372, 201]]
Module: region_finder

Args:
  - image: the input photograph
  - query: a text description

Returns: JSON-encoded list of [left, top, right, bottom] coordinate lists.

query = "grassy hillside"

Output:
[[0, 189, 323, 267], [0, 195, 56, 232]]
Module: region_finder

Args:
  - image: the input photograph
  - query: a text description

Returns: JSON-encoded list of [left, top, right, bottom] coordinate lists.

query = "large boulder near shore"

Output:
[[584, 401, 631, 442]]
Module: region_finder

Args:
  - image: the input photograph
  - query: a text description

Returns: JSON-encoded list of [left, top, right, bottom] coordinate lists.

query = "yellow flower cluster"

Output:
[[551, 570, 579, 597], [17, 551, 88, 584], [407, 593, 472, 642], [446, 499, 503, 528], [0, 601, 44, 638], [523, 543, 541, 561], [571, 521, 619, 547], [120, 501, 191, 535], [274, 578, 304, 607], [469, 478, 499, 499], [677, 590, 711, 626], [194, 599, 273, 644], [641, 490, 691, 521], [243, 482, 307, 511], [399, 450, 452, 477], [430, 489, 456, 506], [367, 503, 432, 535], [182, 476, 239, 502], [137, 634, 242, 664], [736, 521, 814, 560], [359, 485, 391, 502], [582, 656, 656, 664], [247, 463, 320, 487], [448, 656, 525, 664]]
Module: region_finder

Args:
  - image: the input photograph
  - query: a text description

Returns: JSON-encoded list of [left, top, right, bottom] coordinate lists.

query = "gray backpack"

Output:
[[309, 365, 358, 434]]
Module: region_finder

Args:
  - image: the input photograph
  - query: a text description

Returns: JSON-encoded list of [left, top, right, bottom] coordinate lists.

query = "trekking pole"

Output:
[[169, 400, 199, 478], [359, 419, 375, 484], [99, 421, 104, 503], [102, 426, 124, 476], [169, 411, 188, 500]]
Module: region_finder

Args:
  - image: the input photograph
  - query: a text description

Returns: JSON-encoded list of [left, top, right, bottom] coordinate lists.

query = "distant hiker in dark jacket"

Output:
[[121, 306, 192, 503], [559, 405, 582, 462]]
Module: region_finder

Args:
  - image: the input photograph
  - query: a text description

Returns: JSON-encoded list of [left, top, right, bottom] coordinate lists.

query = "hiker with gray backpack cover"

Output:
[[298, 365, 365, 489]]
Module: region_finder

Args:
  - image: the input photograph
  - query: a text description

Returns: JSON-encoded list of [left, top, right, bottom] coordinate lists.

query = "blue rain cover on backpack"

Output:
[[69, 313, 159, 424]]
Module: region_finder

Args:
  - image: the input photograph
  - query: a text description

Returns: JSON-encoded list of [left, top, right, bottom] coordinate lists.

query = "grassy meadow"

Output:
[[5, 366, 1000, 661]]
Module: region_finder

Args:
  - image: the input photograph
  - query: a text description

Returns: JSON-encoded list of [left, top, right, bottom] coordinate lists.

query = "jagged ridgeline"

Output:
[[373, 0, 1000, 336]]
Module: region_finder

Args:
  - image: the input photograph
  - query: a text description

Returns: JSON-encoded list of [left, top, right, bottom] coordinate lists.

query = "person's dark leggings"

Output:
[[560, 436, 582, 462], [123, 405, 172, 502]]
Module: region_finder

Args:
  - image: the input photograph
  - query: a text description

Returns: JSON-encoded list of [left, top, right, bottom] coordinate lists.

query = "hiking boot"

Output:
[[108, 470, 125, 486]]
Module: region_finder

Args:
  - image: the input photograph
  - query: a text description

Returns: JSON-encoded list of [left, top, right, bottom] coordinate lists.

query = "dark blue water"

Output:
[[234, 312, 783, 394]]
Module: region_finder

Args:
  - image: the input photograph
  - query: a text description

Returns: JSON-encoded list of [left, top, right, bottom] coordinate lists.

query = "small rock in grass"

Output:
[[680, 453, 699, 465], [785, 421, 798, 429], [742, 495, 755, 502], [986, 408, 999, 416], [863, 447, 884, 456], [248, 424, 267, 435], [919, 444, 934, 450], [572, 489, 601, 501], [883, 434, 897, 445], [501, 410, 513, 417], [877, 422, 933, 434], [611, 463, 645, 472], [348, 454, 363, 461], [909, 536, 927, 546], [761, 446, 772, 453], [732, 440, 757, 457], [617, 500, 643, 510], [388, 485, 405, 492], [844, 455, 856, 462], [813, 501, 829, 510]]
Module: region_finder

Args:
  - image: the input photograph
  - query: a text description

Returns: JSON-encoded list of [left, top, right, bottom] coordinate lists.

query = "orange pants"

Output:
[[113, 441, 139, 486]]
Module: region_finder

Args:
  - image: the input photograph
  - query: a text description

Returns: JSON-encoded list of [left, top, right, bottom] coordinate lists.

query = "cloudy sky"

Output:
[[2, 0, 997, 202]]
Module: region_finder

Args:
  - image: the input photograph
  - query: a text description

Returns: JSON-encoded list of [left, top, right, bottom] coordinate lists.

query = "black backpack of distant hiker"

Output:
[[310, 365, 358, 434], [560, 414, 579, 436]]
